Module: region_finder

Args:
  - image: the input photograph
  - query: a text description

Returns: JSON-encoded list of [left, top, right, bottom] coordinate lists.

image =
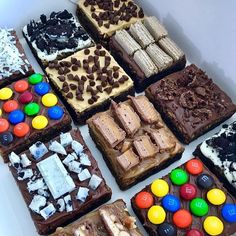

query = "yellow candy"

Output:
[[207, 188, 226, 205], [42, 93, 58, 107], [0, 88, 13, 100], [32, 115, 48, 130], [148, 205, 166, 224], [151, 179, 169, 197], [203, 216, 224, 235]]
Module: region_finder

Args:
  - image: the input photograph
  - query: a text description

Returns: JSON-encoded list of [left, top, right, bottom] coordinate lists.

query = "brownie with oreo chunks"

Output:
[[0, 29, 34, 87], [87, 95, 184, 190], [0, 73, 71, 162], [146, 64, 236, 144], [9, 129, 112, 235], [110, 16, 186, 92], [23, 10, 93, 68], [194, 121, 236, 196], [45, 45, 134, 124], [77, 0, 144, 48], [131, 158, 236, 236]]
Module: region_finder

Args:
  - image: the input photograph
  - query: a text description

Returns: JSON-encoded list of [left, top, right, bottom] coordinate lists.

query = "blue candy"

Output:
[[8, 109, 25, 124], [34, 82, 50, 96], [162, 194, 180, 212], [221, 204, 236, 223], [48, 106, 64, 120]]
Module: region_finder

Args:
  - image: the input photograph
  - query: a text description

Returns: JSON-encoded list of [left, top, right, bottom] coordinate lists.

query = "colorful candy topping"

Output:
[[186, 229, 204, 236], [34, 82, 50, 96], [162, 194, 180, 212], [0, 118, 9, 133], [157, 222, 177, 236], [179, 183, 197, 200], [13, 122, 30, 137], [135, 191, 153, 209], [42, 93, 58, 107], [207, 188, 226, 205], [3, 100, 18, 113], [170, 168, 188, 185], [0, 88, 13, 100], [190, 198, 209, 217], [185, 159, 203, 175], [147, 205, 166, 224], [19, 91, 33, 104], [151, 179, 169, 197], [47, 106, 63, 120], [14, 80, 29, 93], [8, 110, 25, 124], [173, 209, 192, 228], [24, 103, 40, 116], [221, 204, 236, 223], [32, 115, 48, 130], [28, 73, 43, 85], [0, 132, 13, 146], [196, 173, 214, 189], [203, 216, 224, 235]]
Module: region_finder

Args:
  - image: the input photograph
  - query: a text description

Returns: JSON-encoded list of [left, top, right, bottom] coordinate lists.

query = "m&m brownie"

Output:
[[23, 10, 93, 68], [87, 95, 184, 189], [45, 45, 134, 123], [131, 158, 236, 236], [0, 73, 71, 162], [9, 129, 112, 235], [110, 16, 186, 92], [0, 28, 34, 87], [146, 64, 236, 143]]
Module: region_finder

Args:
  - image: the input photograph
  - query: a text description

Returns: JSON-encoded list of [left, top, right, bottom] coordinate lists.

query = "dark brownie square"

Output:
[[146, 64, 236, 143], [9, 129, 112, 235]]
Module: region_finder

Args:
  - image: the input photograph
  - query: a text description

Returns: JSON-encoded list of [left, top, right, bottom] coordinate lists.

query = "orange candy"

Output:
[[173, 209, 192, 228], [135, 191, 154, 209], [0, 118, 9, 133], [3, 100, 19, 113], [185, 159, 203, 175], [13, 122, 30, 137], [14, 80, 29, 93]]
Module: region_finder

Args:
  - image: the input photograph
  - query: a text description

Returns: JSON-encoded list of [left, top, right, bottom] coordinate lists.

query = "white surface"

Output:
[[0, 1, 236, 235]]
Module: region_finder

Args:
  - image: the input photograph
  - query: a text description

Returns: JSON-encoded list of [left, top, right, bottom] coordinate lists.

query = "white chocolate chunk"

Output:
[[89, 174, 102, 190], [29, 195, 46, 214], [78, 169, 91, 181], [68, 161, 82, 174], [64, 194, 73, 212], [49, 140, 67, 155], [37, 189, 50, 198], [72, 140, 83, 155], [60, 132, 73, 147], [57, 198, 65, 212], [20, 154, 31, 167], [18, 169, 33, 180], [29, 142, 48, 160], [27, 178, 45, 192], [80, 153, 91, 166], [62, 153, 76, 166], [40, 203, 56, 219], [76, 187, 89, 202]]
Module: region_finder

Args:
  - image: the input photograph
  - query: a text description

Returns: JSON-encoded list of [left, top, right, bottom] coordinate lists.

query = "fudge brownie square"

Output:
[[0, 73, 71, 162], [110, 16, 186, 92], [131, 158, 236, 236], [77, 0, 144, 47], [9, 129, 112, 235], [51, 199, 143, 236], [146, 64, 236, 144], [45, 45, 134, 124], [23, 10, 93, 68], [87, 95, 184, 190], [0, 29, 34, 87], [194, 121, 236, 196]]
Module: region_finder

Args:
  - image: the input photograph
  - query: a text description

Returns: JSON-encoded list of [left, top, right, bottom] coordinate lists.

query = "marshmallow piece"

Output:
[[56, 198, 65, 212], [20, 154, 31, 167], [37, 189, 50, 198], [49, 140, 67, 155], [62, 153, 76, 166], [27, 178, 45, 192], [68, 161, 82, 174], [29, 195, 47, 214], [9, 152, 21, 169], [29, 142, 48, 160], [40, 203, 56, 220], [71, 140, 83, 155], [76, 187, 89, 202], [64, 195, 73, 212], [80, 153, 91, 166], [78, 169, 91, 181], [18, 169, 33, 180], [60, 132, 73, 147], [89, 174, 103, 190]]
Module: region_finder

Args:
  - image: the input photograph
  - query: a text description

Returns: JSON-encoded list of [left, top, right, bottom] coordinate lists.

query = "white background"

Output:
[[0, 1, 236, 235]]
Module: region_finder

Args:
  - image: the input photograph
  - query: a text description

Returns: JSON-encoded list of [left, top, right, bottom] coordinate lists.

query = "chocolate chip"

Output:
[[94, 49, 100, 56], [118, 77, 125, 84], [101, 81, 107, 87], [92, 95, 99, 102], [108, 78, 114, 85], [96, 44, 102, 50], [65, 61, 72, 67], [96, 85, 103, 92], [58, 67, 64, 75], [71, 57, 77, 64], [113, 66, 119, 71], [87, 74, 94, 80], [138, 8, 144, 18], [89, 81, 96, 86], [67, 74, 74, 80], [88, 55, 94, 62], [62, 86, 69, 93], [66, 92, 73, 99], [72, 65, 78, 71], [91, 12, 97, 19], [64, 67, 71, 74], [88, 98, 94, 104], [74, 75, 80, 81], [86, 85, 92, 92], [83, 63, 89, 70], [92, 65, 97, 73], [58, 75, 65, 82], [81, 75, 87, 81], [75, 60, 81, 67], [104, 87, 112, 94], [122, 75, 129, 81], [113, 71, 119, 78], [113, 81, 119, 88], [86, 67, 92, 74], [70, 84, 77, 90], [90, 6, 95, 11], [100, 50, 106, 56], [98, 20, 103, 27], [48, 62, 55, 69], [78, 84, 84, 92]]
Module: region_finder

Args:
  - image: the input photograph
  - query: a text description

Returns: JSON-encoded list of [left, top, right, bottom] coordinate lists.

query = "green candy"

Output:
[[24, 102, 40, 116], [190, 198, 209, 216], [29, 73, 43, 85], [170, 168, 188, 185]]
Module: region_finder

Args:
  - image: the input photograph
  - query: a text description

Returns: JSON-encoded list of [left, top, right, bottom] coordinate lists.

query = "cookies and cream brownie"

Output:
[[77, 0, 144, 47], [110, 16, 186, 92], [131, 158, 236, 236], [0, 28, 34, 87], [0, 73, 71, 162], [23, 10, 93, 68], [146, 64, 236, 143], [9, 129, 112, 235], [46, 45, 134, 123], [87, 95, 184, 189]]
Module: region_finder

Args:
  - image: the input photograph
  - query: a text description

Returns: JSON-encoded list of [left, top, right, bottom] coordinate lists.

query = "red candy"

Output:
[[173, 209, 192, 228], [180, 183, 197, 200], [186, 229, 204, 236], [135, 191, 153, 209], [0, 118, 9, 133], [3, 100, 19, 113], [185, 159, 203, 175], [19, 91, 33, 104], [13, 122, 30, 137], [14, 80, 29, 93]]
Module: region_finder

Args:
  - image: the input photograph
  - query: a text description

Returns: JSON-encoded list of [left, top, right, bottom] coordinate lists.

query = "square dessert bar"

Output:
[[46, 45, 134, 124], [0, 73, 71, 162], [194, 121, 236, 196], [0, 29, 34, 87], [87, 95, 184, 190], [77, 0, 144, 47], [110, 16, 186, 92], [51, 199, 143, 236], [9, 129, 112, 235], [23, 10, 93, 68], [131, 158, 236, 236], [146, 64, 236, 144]]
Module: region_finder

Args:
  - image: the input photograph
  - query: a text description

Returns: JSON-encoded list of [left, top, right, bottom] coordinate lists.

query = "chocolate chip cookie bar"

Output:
[[146, 64, 236, 143], [9, 129, 112, 235], [87, 95, 184, 190]]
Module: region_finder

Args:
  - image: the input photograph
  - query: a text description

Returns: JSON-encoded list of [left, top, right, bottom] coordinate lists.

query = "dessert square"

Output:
[[51, 199, 142, 236], [194, 121, 236, 196], [9, 129, 112, 235], [131, 158, 236, 236], [45, 45, 134, 123], [146, 64, 236, 143], [0, 73, 71, 162], [23, 10, 93, 68], [0, 29, 34, 87], [77, 0, 144, 47], [110, 16, 186, 92], [87, 95, 184, 189]]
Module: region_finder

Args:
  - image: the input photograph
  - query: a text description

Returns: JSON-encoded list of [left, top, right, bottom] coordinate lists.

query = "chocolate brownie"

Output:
[[146, 64, 236, 143], [0, 29, 34, 87], [9, 129, 112, 235], [110, 16, 186, 92], [0, 73, 71, 162], [87, 95, 184, 190], [23, 10, 93, 68], [45, 45, 134, 124], [131, 158, 236, 236]]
